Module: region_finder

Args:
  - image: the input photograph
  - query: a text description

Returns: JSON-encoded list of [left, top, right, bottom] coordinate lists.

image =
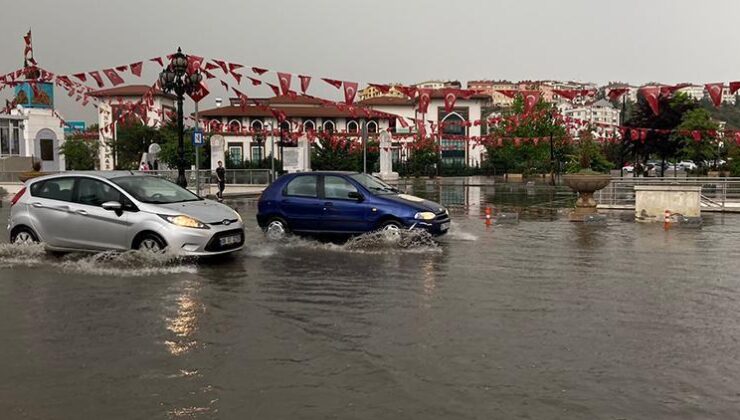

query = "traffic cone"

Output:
[[663, 209, 671, 230], [485, 207, 492, 227]]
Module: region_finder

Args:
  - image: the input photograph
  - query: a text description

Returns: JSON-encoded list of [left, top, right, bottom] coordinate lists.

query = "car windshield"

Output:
[[349, 173, 398, 195], [111, 176, 202, 204]]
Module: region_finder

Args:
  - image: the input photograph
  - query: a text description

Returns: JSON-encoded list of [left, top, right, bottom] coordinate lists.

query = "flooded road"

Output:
[[2, 183, 740, 419]]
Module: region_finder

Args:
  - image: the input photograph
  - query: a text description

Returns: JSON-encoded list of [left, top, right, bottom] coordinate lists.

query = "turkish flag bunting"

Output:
[[607, 87, 629, 101], [231, 72, 242, 84], [521, 90, 541, 114], [396, 86, 418, 98], [659, 83, 690, 97], [187, 55, 204, 74], [203, 70, 215, 80], [443, 89, 458, 113], [129, 62, 143, 77], [369, 83, 391, 94], [232, 87, 248, 109], [458, 89, 478, 99], [343, 81, 358, 105], [497, 90, 519, 99], [397, 116, 408, 128], [89, 71, 105, 88], [277, 72, 292, 95], [267, 83, 281, 96], [212, 59, 228, 74], [705, 83, 724, 107], [252, 67, 268, 75], [103, 69, 124, 86], [298, 75, 311, 93], [730, 82, 740, 95], [554, 89, 578, 100], [149, 57, 164, 67], [270, 108, 287, 123], [219, 80, 230, 90], [248, 77, 262, 86], [205, 62, 219, 71], [228, 63, 243, 73], [73, 73, 87, 83], [322, 78, 343, 89], [639, 86, 661, 116], [188, 81, 210, 103], [115, 65, 128, 72], [417, 89, 431, 113], [735, 132, 740, 146]]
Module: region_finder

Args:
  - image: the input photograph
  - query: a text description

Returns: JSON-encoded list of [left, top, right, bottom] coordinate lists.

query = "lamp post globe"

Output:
[[158, 47, 202, 188]]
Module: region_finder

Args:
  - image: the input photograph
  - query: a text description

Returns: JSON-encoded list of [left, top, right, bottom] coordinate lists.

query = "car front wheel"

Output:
[[265, 218, 289, 241], [134, 233, 167, 253]]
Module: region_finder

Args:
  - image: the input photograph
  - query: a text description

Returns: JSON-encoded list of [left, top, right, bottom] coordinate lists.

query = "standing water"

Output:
[[1, 182, 740, 419]]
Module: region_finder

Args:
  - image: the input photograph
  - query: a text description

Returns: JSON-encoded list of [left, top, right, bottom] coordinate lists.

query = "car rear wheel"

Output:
[[11, 227, 38, 245], [134, 233, 167, 253], [265, 218, 289, 241]]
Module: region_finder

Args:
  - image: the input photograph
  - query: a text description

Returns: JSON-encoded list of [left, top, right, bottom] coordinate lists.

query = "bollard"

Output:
[[485, 207, 492, 227], [663, 209, 671, 230]]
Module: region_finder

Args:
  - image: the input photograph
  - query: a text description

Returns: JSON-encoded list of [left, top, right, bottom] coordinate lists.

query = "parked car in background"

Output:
[[678, 160, 697, 171], [622, 164, 634, 173], [256, 172, 450, 239], [8, 172, 244, 255]]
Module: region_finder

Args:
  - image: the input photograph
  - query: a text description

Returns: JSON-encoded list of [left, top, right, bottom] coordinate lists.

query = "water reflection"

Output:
[[164, 281, 203, 356]]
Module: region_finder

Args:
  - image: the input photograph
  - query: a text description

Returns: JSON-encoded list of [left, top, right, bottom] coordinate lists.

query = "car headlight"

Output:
[[414, 212, 436, 221], [160, 215, 210, 229], [235, 212, 242, 223]]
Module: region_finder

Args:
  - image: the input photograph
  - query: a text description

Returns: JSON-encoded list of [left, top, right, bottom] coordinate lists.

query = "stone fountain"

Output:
[[563, 172, 611, 221]]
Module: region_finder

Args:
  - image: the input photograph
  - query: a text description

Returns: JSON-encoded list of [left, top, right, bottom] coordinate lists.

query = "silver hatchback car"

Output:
[[8, 172, 244, 256]]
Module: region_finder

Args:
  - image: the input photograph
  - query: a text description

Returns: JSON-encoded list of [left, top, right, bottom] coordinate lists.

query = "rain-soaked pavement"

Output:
[[2, 181, 740, 419]]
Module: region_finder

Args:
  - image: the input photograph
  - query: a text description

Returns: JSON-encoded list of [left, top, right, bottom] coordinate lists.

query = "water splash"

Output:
[[269, 229, 441, 254], [445, 223, 479, 241], [0, 243, 196, 277]]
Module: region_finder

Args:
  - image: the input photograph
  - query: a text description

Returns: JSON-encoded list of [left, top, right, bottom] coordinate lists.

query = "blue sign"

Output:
[[64, 121, 87, 135], [192, 129, 205, 147], [14, 82, 54, 109]]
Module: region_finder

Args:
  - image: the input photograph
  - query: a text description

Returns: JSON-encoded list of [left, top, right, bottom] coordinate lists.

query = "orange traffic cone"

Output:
[[663, 209, 671, 230], [485, 207, 492, 227]]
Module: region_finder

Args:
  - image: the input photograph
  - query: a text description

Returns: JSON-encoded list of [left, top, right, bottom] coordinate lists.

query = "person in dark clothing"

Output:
[[216, 161, 226, 201]]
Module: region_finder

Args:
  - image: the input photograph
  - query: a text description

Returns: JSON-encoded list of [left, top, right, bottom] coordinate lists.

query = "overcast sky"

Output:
[[3, 0, 740, 121]]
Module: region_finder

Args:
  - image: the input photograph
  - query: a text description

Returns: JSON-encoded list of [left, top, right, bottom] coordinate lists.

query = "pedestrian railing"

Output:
[[0, 169, 272, 186], [596, 177, 740, 212]]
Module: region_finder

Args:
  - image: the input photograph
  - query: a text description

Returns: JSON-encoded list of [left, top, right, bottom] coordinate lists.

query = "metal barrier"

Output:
[[0, 169, 272, 186], [596, 177, 740, 212]]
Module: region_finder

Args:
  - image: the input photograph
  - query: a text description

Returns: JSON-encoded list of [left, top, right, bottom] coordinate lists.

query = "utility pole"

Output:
[[194, 101, 200, 195], [362, 118, 368, 173]]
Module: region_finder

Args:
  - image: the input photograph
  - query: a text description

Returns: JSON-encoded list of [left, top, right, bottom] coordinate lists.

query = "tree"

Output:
[[484, 96, 567, 175], [623, 92, 696, 175], [60, 138, 98, 170], [673, 108, 720, 170], [114, 122, 165, 169]]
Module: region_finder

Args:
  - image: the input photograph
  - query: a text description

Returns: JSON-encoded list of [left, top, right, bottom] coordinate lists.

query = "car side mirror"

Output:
[[102, 201, 123, 211], [347, 191, 363, 201]]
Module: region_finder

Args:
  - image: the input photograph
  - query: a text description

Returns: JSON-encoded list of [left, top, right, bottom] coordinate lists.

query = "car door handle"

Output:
[[31, 202, 44, 208], [324, 202, 333, 206], [75, 209, 88, 215]]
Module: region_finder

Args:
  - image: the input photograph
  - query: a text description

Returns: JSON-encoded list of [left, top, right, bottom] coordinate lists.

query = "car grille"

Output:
[[204, 228, 244, 252], [209, 218, 239, 226], [434, 210, 450, 223]]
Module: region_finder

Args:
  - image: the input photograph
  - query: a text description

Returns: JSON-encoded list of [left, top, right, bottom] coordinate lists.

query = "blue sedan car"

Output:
[[256, 172, 450, 238]]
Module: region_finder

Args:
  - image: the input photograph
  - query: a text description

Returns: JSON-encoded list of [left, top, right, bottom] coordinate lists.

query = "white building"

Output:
[[89, 85, 176, 170], [5, 80, 66, 172], [559, 99, 621, 139], [358, 91, 489, 166]]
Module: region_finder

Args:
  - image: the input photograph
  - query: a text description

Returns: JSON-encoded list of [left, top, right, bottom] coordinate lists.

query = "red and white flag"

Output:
[[298, 75, 311, 94], [639, 86, 661, 116], [103, 68, 125, 86], [343, 81, 358, 105], [322, 78, 343, 89], [521, 90, 541, 114], [252, 67, 268, 75], [418, 89, 431, 113], [277, 72, 292, 95], [705, 83, 724, 107], [607, 87, 629, 102], [443, 89, 458, 113], [129, 62, 143, 77], [89, 71, 105, 88]]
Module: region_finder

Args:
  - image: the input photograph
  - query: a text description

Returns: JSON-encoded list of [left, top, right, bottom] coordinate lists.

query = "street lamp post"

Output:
[[159, 47, 202, 188]]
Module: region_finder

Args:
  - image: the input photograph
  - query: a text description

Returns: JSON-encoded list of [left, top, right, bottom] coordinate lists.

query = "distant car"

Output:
[[8, 172, 244, 255], [256, 172, 450, 238], [622, 165, 634, 173], [678, 160, 697, 171]]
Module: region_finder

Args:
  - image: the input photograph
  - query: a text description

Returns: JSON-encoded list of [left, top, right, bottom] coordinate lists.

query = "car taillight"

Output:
[[10, 187, 26, 207]]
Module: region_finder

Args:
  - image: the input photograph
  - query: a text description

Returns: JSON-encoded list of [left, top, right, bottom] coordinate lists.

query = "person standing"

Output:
[[216, 160, 226, 202]]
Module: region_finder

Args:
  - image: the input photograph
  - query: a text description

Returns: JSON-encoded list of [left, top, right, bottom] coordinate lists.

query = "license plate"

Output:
[[219, 234, 241, 246], [440, 222, 450, 231]]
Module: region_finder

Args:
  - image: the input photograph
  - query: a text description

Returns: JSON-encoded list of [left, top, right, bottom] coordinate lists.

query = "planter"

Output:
[[562, 172, 611, 221], [18, 171, 45, 182]]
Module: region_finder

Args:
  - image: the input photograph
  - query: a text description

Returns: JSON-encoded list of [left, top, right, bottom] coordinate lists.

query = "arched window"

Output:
[[228, 120, 242, 133], [209, 119, 222, 132], [441, 112, 466, 166], [323, 120, 335, 134], [251, 119, 263, 132], [367, 120, 378, 134], [346, 120, 359, 134], [304, 120, 316, 132]]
